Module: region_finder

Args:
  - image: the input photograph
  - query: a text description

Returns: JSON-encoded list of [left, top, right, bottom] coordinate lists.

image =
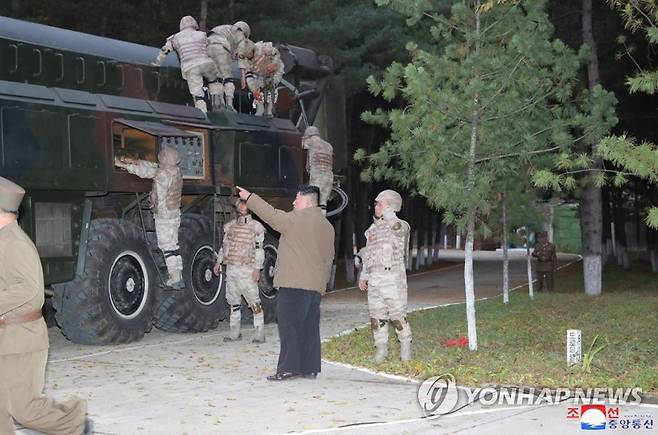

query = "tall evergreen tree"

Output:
[[357, 0, 611, 350]]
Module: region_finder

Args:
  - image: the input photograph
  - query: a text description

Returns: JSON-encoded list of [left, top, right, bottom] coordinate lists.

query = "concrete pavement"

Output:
[[16, 250, 656, 434]]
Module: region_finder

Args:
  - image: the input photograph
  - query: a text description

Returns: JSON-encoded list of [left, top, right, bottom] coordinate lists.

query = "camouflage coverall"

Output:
[[117, 150, 183, 288], [216, 214, 265, 341], [154, 23, 221, 113], [302, 130, 333, 209], [360, 213, 412, 361], [239, 41, 285, 117], [207, 24, 248, 110]]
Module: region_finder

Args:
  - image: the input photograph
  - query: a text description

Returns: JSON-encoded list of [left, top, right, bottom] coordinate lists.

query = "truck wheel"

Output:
[[153, 214, 228, 332], [241, 232, 278, 324], [52, 219, 156, 345]]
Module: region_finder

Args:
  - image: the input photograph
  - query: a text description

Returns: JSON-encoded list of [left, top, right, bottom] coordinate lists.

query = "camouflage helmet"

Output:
[[233, 21, 251, 39], [259, 41, 274, 57], [302, 126, 320, 140], [158, 146, 181, 167], [237, 39, 256, 60], [375, 189, 402, 212], [179, 16, 199, 31]]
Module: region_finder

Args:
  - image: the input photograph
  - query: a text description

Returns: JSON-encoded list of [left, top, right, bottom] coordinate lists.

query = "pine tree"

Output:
[[357, 0, 610, 350]]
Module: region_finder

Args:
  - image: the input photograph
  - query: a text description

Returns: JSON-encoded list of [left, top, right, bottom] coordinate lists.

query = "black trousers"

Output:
[[276, 287, 321, 375]]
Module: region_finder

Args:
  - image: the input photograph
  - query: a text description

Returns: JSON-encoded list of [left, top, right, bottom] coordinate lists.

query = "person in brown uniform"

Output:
[[0, 176, 92, 435], [237, 185, 334, 381], [532, 231, 557, 292]]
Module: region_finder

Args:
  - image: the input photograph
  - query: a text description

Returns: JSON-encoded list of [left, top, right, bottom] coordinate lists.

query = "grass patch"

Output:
[[322, 262, 658, 392]]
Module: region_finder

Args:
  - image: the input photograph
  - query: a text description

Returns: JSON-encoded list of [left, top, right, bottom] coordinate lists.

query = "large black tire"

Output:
[[241, 232, 279, 324], [52, 219, 156, 345], [153, 213, 228, 332]]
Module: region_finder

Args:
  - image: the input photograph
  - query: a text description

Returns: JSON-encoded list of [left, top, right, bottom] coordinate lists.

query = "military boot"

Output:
[[194, 97, 208, 113], [165, 256, 184, 289], [82, 417, 94, 435], [210, 93, 224, 111], [372, 320, 389, 363], [394, 319, 413, 361], [224, 83, 237, 112], [400, 340, 412, 361], [224, 306, 242, 342], [252, 304, 265, 343]]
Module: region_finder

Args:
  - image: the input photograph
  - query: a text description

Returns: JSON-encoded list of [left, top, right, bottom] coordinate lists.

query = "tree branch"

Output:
[[480, 55, 527, 112]]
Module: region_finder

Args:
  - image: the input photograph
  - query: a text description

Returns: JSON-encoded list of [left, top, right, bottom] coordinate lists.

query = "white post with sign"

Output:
[[567, 329, 582, 366]]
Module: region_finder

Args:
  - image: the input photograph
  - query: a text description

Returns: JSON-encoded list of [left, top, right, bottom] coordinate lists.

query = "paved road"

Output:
[[17, 250, 656, 434]]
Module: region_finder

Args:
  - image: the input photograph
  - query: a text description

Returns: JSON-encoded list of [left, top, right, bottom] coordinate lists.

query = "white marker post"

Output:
[[567, 329, 582, 367]]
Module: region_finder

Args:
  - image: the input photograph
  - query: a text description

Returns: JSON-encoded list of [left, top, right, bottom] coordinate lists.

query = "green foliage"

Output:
[[253, 0, 423, 96], [606, 1, 658, 229], [581, 335, 608, 374], [359, 0, 605, 232], [323, 262, 658, 390]]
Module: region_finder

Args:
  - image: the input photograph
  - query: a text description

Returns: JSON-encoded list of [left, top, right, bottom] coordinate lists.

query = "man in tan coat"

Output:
[[0, 176, 91, 435], [237, 185, 334, 381]]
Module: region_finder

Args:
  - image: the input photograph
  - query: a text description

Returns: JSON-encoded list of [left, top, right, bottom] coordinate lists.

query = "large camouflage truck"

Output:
[[0, 16, 346, 345]]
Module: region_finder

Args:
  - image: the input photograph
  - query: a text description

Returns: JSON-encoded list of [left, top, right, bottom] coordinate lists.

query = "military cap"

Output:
[[0, 176, 25, 212]]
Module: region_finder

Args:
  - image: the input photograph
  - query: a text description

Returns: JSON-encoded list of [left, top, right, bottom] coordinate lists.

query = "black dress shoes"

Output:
[[267, 372, 299, 381]]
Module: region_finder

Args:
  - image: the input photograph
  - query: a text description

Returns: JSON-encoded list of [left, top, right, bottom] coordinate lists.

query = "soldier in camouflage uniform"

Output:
[[302, 127, 333, 213], [213, 198, 266, 343], [358, 190, 412, 362], [237, 40, 285, 118], [207, 21, 252, 111], [115, 147, 184, 289], [532, 231, 557, 292], [153, 16, 222, 113]]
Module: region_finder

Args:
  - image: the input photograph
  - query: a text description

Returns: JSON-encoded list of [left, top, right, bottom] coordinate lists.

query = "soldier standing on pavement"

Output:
[[115, 147, 184, 289], [0, 176, 93, 435], [532, 231, 557, 292], [302, 126, 333, 213], [207, 21, 252, 111], [237, 39, 285, 118], [153, 15, 222, 113], [359, 190, 412, 362], [213, 198, 266, 343]]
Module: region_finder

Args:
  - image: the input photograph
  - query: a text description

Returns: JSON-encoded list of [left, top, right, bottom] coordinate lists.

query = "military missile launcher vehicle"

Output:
[[0, 16, 346, 345]]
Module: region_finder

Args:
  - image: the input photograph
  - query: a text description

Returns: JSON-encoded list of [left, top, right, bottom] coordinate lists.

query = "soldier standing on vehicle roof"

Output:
[[302, 126, 333, 213], [153, 15, 222, 114], [237, 39, 285, 118], [0, 176, 93, 435], [207, 21, 252, 111], [115, 147, 184, 289], [358, 190, 412, 363], [213, 198, 266, 343]]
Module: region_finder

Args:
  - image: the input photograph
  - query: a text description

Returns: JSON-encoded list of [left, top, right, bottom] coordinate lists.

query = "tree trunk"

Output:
[[464, 207, 478, 351], [526, 240, 534, 300], [462, 1, 482, 352], [199, 0, 209, 31], [502, 194, 509, 304], [580, 0, 603, 296], [602, 186, 611, 261]]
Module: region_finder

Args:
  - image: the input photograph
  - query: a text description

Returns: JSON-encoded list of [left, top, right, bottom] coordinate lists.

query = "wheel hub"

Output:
[[191, 246, 222, 306], [108, 251, 149, 320], [126, 277, 136, 293]]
